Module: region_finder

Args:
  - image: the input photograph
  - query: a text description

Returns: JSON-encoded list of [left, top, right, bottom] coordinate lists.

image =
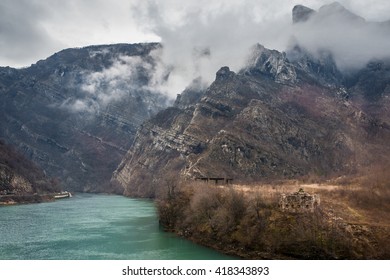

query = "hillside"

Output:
[[0, 140, 61, 204]]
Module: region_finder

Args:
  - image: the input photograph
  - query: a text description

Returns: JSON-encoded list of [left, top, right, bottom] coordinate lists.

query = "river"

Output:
[[0, 194, 236, 260]]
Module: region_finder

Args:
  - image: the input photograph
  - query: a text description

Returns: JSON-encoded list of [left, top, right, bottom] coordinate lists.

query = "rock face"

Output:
[[0, 43, 169, 192], [292, 5, 315, 23], [112, 5, 390, 197]]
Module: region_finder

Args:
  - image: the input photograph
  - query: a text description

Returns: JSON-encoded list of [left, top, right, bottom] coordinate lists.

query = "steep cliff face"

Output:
[[0, 43, 169, 192], [112, 4, 390, 197]]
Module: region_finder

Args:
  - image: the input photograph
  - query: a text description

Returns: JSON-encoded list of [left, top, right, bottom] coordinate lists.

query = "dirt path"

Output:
[[299, 183, 341, 190], [228, 182, 344, 195]]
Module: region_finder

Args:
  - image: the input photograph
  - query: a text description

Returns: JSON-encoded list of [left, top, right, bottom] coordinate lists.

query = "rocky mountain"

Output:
[[0, 43, 169, 192], [112, 3, 390, 197]]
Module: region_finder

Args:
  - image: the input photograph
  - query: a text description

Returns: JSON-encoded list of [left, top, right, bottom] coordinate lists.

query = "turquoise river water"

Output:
[[0, 194, 236, 260]]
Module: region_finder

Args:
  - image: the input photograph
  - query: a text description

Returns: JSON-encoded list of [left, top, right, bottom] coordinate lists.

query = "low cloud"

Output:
[[61, 54, 157, 114], [131, 0, 294, 97], [59, 49, 173, 116], [291, 2, 390, 70]]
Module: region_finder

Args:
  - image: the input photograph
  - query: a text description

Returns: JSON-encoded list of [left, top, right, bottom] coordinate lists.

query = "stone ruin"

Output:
[[279, 188, 320, 213]]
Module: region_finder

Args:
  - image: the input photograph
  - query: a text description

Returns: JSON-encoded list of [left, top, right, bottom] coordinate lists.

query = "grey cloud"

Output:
[[0, 0, 63, 67], [0, 0, 157, 67], [1, 0, 389, 88]]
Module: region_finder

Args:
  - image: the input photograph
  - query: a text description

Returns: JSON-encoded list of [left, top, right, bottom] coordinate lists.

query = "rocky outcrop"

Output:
[[241, 44, 297, 84], [0, 43, 169, 192], [292, 5, 315, 23]]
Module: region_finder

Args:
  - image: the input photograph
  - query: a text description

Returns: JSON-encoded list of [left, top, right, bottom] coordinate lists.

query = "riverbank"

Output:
[[0, 191, 71, 206], [0, 194, 54, 205], [156, 180, 390, 259]]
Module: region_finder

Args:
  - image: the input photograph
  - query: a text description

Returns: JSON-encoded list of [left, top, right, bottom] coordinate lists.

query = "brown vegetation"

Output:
[[0, 140, 61, 197], [156, 175, 390, 259]]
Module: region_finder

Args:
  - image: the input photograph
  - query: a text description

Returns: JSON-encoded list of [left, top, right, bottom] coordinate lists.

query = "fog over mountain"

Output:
[[136, 1, 390, 96], [1, 1, 390, 98], [291, 2, 390, 70], [1, 1, 390, 193]]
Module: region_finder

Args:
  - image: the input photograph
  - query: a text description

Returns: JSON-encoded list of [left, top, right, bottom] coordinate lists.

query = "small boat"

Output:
[[54, 191, 72, 199]]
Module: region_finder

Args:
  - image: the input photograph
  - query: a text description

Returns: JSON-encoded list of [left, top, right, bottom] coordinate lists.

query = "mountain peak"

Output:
[[318, 2, 365, 22], [216, 66, 234, 81], [320, 2, 348, 12], [293, 2, 365, 24], [292, 5, 315, 23]]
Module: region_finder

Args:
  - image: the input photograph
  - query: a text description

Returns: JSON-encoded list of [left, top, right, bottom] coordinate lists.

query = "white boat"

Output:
[[54, 191, 72, 199]]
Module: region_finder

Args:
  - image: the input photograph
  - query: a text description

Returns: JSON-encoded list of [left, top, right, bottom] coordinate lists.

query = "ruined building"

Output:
[[279, 188, 320, 213]]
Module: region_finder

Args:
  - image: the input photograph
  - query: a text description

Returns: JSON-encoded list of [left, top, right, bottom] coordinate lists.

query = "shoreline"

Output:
[[0, 192, 71, 206], [174, 231, 290, 260]]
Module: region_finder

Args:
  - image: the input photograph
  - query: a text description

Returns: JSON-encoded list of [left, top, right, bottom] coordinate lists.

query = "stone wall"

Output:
[[279, 188, 320, 213]]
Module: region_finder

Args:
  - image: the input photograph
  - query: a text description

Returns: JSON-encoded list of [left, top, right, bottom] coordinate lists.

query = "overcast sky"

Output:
[[1, 0, 389, 68]]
